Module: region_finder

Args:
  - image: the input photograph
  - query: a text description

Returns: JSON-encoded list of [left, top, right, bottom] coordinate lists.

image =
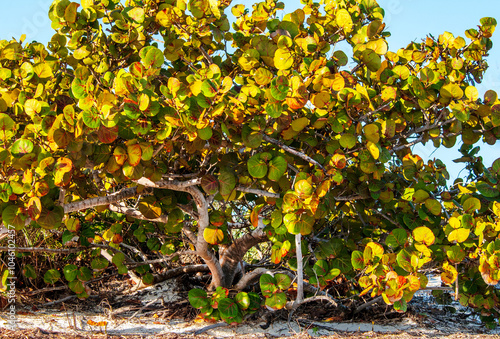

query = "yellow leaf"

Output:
[[274, 48, 293, 70], [448, 228, 470, 243], [336, 9, 353, 32], [367, 141, 380, 159]]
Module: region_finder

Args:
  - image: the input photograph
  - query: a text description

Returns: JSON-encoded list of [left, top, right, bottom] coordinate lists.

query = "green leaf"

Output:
[[44, 269, 61, 284], [37, 207, 64, 230], [0, 183, 12, 203], [63, 264, 78, 282], [219, 170, 236, 196], [412, 190, 430, 203], [268, 156, 287, 181], [112, 252, 126, 266], [198, 127, 213, 140], [393, 298, 407, 313], [463, 197, 481, 213], [77, 267, 92, 282], [242, 125, 262, 148], [23, 264, 37, 279], [361, 49, 381, 72], [339, 133, 356, 149], [397, 249, 412, 272], [189, 289, 210, 309], [91, 257, 109, 270], [270, 76, 289, 101], [351, 250, 365, 269], [265, 292, 287, 310], [141, 46, 164, 68], [218, 298, 239, 317], [248, 154, 268, 178], [424, 198, 442, 216], [260, 274, 278, 296], [385, 229, 407, 248], [283, 212, 314, 235], [235, 292, 250, 310], [82, 108, 101, 129], [447, 245, 466, 263], [201, 175, 219, 195], [69, 280, 85, 294], [11, 139, 34, 157], [313, 260, 329, 277], [275, 273, 292, 290], [201, 79, 218, 98], [476, 182, 499, 198]]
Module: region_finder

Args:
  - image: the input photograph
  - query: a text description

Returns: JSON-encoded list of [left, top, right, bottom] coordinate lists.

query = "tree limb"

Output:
[[153, 264, 210, 284], [220, 218, 268, 287], [236, 186, 280, 198], [135, 177, 202, 189], [184, 186, 224, 288], [63, 187, 149, 213], [109, 203, 169, 223], [262, 135, 325, 171], [127, 250, 197, 267]]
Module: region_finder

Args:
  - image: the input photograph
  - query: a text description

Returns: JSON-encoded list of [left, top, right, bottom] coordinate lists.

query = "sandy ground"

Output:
[[1, 277, 498, 338]]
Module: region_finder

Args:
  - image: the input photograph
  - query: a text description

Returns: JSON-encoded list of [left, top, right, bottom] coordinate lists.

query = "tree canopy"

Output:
[[1, 0, 500, 327]]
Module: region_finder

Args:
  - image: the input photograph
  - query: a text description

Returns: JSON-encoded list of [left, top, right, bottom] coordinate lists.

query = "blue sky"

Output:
[[0, 0, 499, 183]]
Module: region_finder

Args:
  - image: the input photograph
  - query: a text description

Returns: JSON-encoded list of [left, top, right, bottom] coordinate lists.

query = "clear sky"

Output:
[[0, 0, 499, 183]]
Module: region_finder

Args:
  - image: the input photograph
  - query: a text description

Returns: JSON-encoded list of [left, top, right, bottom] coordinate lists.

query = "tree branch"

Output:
[[184, 186, 224, 288], [109, 203, 169, 223], [153, 264, 210, 284], [0, 246, 83, 254], [63, 187, 149, 213], [135, 177, 202, 189], [127, 250, 197, 267], [359, 102, 392, 123], [236, 186, 280, 198], [220, 218, 268, 287], [262, 135, 325, 171]]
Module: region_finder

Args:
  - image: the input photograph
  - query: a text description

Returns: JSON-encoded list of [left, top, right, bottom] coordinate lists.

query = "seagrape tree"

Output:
[[1, 0, 500, 326]]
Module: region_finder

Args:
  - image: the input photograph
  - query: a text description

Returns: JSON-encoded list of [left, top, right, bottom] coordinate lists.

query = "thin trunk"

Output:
[[294, 233, 304, 308]]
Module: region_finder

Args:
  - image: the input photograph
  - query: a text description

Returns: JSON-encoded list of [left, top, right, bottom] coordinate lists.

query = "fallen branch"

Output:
[[191, 323, 228, 335], [353, 296, 383, 315], [43, 295, 76, 307], [128, 297, 163, 320]]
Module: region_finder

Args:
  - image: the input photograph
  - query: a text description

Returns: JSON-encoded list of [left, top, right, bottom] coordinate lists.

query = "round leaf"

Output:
[[248, 154, 268, 178], [268, 156, 287, 181], [413, 226, 435, 246]]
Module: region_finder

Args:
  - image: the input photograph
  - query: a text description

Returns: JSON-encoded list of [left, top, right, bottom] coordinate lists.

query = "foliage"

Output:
[[0, 0, 500, 327]]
